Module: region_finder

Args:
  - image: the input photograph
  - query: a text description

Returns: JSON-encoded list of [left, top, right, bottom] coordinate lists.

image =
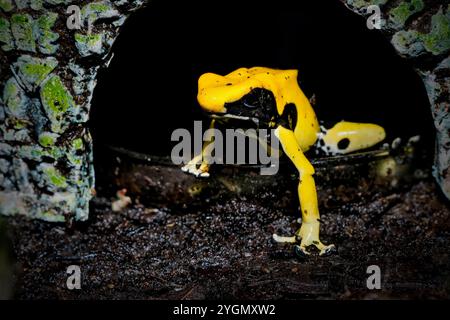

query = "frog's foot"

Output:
[[181, 159, 210, 178], [294, 221, 336, 257], [272, 234, 297, 243]]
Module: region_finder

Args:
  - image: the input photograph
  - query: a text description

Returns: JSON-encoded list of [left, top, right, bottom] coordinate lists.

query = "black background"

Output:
[[90, 0, 434, 156]]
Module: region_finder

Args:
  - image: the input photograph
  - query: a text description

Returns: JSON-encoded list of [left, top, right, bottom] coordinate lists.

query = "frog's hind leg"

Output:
[[317, 121, 385, 155]]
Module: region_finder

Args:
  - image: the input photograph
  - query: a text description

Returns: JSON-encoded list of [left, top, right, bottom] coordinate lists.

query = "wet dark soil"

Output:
[[5, 165, 450, 299]]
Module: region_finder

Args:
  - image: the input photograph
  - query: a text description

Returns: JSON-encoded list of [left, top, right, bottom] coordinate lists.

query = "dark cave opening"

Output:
[[89, 0, 434, 175]]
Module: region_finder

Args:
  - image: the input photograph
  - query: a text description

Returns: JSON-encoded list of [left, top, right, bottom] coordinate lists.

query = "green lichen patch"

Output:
[[81, 1, 120, 23], [34, 12, 59, 55], [420, 6, 450, 56], [388, 0, 424, 29], [11, 118, 29, 130], [392, 5, 450, 57], [0, 17, 13, 51], [391, 29, 424, 56], [66, 137, 84, 167], [72, 137, 83, 150], [74, 1, 121, 57], [75, 32, 103, 56], [40, 164, 68, 189], [3, 77, 29, 118], [40, 75, 75, 133], [38, 131, 59, 147], [0, 0, 14, 12], [11, 14, 36, 53], [13, 55, 58, 92]]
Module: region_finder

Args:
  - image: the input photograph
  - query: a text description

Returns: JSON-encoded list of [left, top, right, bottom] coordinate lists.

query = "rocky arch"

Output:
[[0, 0, 448, 221]]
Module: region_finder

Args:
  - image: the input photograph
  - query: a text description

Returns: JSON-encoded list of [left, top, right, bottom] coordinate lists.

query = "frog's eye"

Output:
[[243, 102, 257, 109]]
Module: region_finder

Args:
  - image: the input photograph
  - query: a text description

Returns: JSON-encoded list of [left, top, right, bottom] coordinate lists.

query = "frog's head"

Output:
[[197, 68, 285, 126]]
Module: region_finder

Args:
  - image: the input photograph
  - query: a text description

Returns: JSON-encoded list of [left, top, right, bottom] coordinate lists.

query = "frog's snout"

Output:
[[320, 121, 386, 155]]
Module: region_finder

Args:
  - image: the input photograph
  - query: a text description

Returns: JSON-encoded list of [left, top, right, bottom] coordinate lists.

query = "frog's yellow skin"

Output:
[[182, 67, 385, 257]]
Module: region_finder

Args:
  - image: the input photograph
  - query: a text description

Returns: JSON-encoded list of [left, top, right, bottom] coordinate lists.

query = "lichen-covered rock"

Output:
[[2, 0, 444, 223], [421, 5, 450, 56], [74, 0, 121, 57], [75, 33, 103, 56], [40, 75, 76, 133], [10, 13, 36, 52], [3, 77, 29, 118], [388, 0, 424, 30], [12, 55, 58, 92], [38, 131, 58, 147], [37, 163, 68, 191], [0, 17, 13, 51], [0, 0, 14, 13], [34, 12, 59, 54], [392, 5, 450, 57], [15, 0, 43, 10], [392, 30, 424, 56], [340, 1, 450, 199], [0, 0, 140, 221]]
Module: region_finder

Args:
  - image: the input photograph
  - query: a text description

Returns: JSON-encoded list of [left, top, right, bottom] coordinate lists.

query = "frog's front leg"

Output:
[[181, 119, 215, 178], [273, 125, 336, 257]]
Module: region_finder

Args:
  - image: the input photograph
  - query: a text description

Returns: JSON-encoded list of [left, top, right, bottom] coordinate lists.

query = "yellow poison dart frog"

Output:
[[182, 67, 385, 257]]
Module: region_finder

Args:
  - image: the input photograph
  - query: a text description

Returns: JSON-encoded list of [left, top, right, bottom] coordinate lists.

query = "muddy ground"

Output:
[[3, 148, 450, 299]]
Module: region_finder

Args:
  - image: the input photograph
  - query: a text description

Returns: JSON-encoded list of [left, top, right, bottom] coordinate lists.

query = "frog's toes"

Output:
[[294, 242, 336, 258], [181, 164, 191, 172], [181, 164, 210, 178], [272, 233, 296, 243], [319, 244, 336, 257], [199, 171, 210, 178], [294, 244, 311, 259]]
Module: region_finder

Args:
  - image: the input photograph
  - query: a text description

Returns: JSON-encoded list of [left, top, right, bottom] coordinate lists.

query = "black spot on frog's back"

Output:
[[338, 138, 350, 150]]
